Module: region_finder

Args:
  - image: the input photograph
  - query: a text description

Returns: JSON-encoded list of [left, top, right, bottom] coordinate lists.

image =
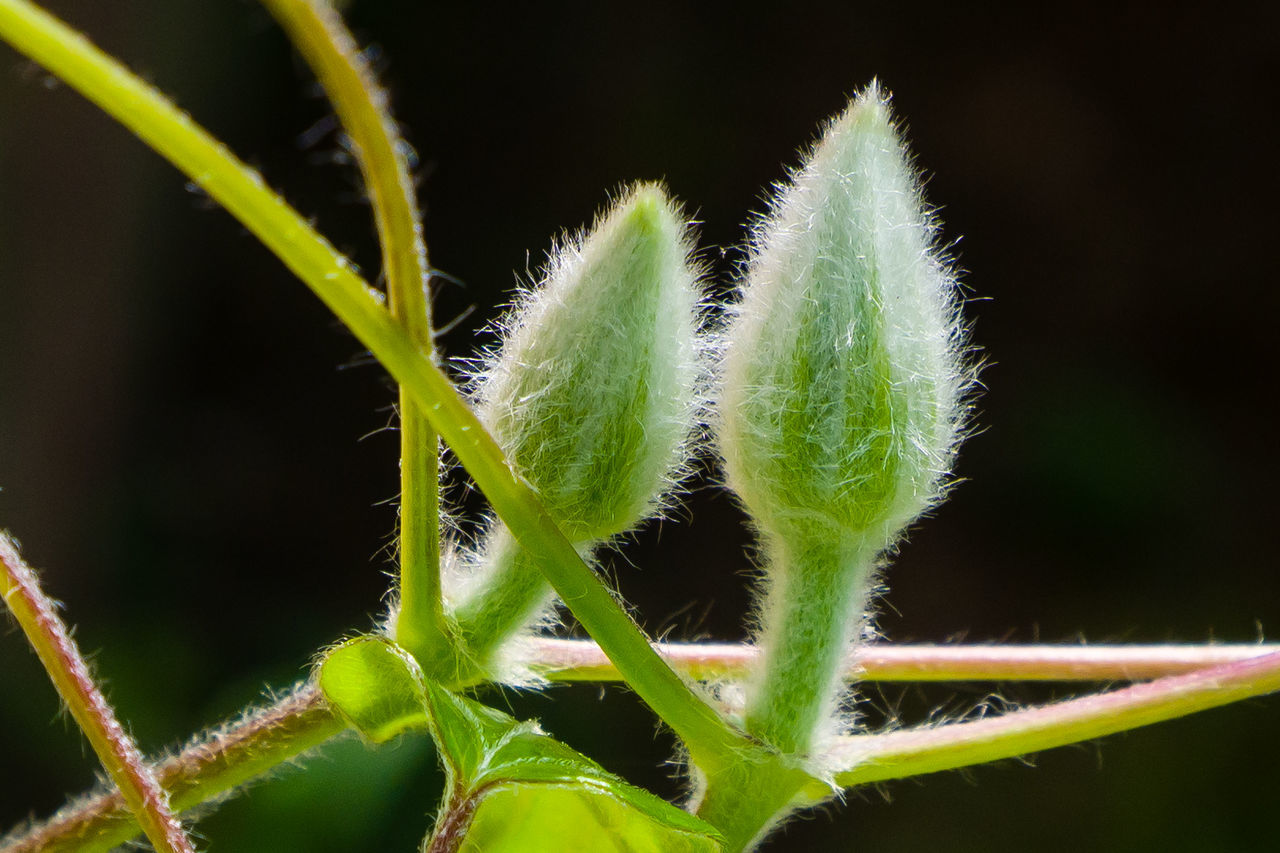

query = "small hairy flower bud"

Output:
[[445, 183, 704, 681], [478, 183, 702, 541], [717, 84, 970, 759]]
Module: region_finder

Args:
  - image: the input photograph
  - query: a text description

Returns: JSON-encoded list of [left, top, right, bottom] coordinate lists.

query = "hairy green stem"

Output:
[[832, 649, 1280, 785], [698, 648, 1280, 850], [693, 760, 817, 853], [745, 537, 874, 757], [0, 536, 196, 853], [10, 5, 1270, 851], [702, 537, 886, 845], [260, 0, 447, 661], [0, 0, 741, 771], [448, 527, 559, 682]]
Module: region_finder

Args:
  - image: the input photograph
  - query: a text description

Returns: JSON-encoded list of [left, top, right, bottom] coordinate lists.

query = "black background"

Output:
[[2, 2, 1279, 850]]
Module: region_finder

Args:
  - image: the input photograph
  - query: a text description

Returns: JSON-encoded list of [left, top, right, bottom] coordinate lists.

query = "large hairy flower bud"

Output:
[[717, 84, 970, 759]]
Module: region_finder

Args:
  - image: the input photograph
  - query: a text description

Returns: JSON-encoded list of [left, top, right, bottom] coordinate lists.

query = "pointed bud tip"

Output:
[[615, 182, 677, 238], [828, 82, 898, 149]]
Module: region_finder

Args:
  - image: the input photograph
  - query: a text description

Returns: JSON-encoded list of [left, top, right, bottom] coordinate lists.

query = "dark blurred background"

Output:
[[2, 1, 1279, 850]]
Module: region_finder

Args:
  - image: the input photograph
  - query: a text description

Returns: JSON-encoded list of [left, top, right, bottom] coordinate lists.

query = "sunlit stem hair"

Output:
[[717, 83, 971, 764]]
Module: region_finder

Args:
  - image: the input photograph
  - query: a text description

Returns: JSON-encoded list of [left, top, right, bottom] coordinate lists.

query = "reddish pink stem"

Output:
[[0, 534, 195, 853], [525, 637, 1280, 682]]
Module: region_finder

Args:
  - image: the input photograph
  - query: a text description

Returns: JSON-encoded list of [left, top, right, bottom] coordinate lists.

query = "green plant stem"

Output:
[[447, 526, 559, 682], [831, 649, 1280, 786], [7, 640, 1279, 852], [698, 535, 880, 847], [693, 760, 818, 853], [0, 0, 742, 771], [0, 536, 196, 853], [260, 0, 446, 661], [744, 537, 873, 756], [14, 3, 1271, 848]]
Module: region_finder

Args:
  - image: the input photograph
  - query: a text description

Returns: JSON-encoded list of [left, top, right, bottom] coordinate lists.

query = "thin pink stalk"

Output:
[[2, 682, 340, 853], [0, 534, 196, 853], [525, 637, 1280, 683]]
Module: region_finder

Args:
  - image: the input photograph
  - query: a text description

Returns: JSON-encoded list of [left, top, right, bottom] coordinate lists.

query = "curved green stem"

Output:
[[260, 0, 447, 661], [0, 0, 741, 771]]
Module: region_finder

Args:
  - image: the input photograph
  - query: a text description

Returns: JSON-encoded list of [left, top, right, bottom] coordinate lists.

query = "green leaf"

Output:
[[419, 678, 720, 851], [318, 637, 723, 852], [457, 782, 720, 853], [317, 637, 430, 743]]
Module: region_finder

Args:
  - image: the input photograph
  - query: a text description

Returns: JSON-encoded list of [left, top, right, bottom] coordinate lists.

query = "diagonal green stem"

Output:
[[260, 0, 448, 667], [832, 649, 1280, 786], [0, 536, 196, 853], [0, 0, 742, 771]]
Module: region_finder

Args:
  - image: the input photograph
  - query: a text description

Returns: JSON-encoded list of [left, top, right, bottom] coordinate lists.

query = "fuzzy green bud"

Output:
[[717, 84, 969, 760], [477, 183, 701, 541], [445, 183, 703, 682]]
